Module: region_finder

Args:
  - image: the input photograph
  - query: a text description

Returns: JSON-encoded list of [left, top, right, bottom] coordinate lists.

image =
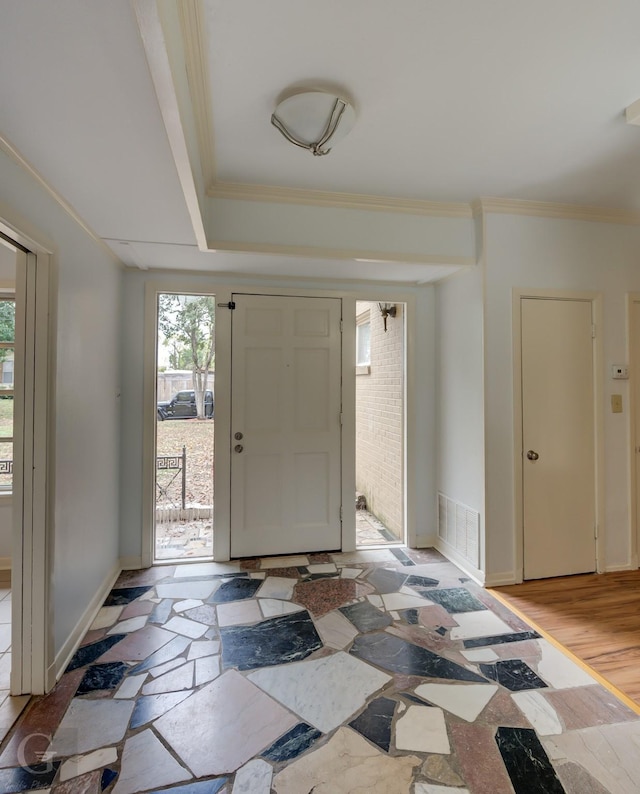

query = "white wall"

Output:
[[435, 267, 485, 563], [0, 149, 122, 656], [483, 213, 640, 579]]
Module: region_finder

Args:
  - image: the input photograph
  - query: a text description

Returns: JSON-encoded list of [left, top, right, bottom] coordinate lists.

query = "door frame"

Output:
[[627, 293, 640, 569], [512, 288, 604, 582], [143, 280, 417, 563]]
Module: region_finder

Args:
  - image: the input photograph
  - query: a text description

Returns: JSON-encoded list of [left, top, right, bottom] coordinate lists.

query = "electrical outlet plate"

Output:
[[612, 365, 628, 380]]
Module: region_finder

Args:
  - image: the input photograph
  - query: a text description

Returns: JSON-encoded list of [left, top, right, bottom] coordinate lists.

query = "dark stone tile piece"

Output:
[[101, 768, 118, 790], [220, 609, 322, 671], [435, 627, 447, 636], [400, 692, 433, 706], [262, 722, 322, 762], [405, 575, 439, 588], [77, 662, 128, 694], [398, 609, 420, 625], [147, 780, 227, 794], [130, 691, 191, 730], [304, 573, 339, 581], [103, 586, 152, 606], [297, 566, 310, 574], [350, 632, 487, 682], [0, 761, 60, 792], [208, 577, 262, 603], [463, 630, 541, 649], [348, 697, 396, 753], [149, 599, 173, 624], [423, 587, 487, 614], [390, 548, 411, 563], [495, 727, 565, 793], [339, 601, 393, 633], [366, 568, 408, 594], [480, 660, 548, 692], [66, 635, 126, 672], [400, 559, 416, 566], [129, 635, 190, 674]]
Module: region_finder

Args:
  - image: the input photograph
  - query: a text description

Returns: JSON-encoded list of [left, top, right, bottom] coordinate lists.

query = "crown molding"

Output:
[[0, 135, 123, 266], [208, 181, 473, 218], [477, 197, 640, 225], [178, 0, 216, 187], [206, 238, 474, 268]]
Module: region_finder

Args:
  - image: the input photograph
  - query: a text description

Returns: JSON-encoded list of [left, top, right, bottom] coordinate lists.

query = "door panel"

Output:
[[231, 294, 342, 557], [521, 297, 596, 579]]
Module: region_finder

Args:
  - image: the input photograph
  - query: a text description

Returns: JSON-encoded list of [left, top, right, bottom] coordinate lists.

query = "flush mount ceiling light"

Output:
[[271, 90, 356, 156]]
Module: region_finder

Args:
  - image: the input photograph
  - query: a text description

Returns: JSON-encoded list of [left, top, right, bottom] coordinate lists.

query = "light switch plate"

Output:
[[611, 394, 623, 413]]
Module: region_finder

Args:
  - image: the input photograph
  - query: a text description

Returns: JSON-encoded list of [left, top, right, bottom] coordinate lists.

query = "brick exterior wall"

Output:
[[355, 302, 404, 539]]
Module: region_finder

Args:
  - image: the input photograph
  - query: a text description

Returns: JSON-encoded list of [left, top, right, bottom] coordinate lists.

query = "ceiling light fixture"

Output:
[[271, 90, 355, 156]]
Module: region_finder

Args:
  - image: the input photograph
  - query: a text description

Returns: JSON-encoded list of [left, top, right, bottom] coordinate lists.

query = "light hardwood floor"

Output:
[[493, 570, 640, 706]]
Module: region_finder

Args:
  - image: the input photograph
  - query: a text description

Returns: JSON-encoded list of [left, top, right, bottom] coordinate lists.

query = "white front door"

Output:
[[521, 297, 596, 580], [230, 294, 342, 557]]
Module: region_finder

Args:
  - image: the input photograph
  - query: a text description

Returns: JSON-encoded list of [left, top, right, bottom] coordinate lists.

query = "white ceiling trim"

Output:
[[0, 134, 123, 265], [208, 182, 473, 218], [476, 197, 640, 226]]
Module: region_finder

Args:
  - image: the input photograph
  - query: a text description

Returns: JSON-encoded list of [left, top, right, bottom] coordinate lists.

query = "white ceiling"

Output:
[[1, 0, 640, 282]]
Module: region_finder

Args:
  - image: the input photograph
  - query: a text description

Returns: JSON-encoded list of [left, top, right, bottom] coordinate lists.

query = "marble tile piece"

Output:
[[480, 659, 548, 691], [256, 577, 297, 600], [0, 761, 60, 793], [156, 581, 220, 600], [248, 651, 391, 733], [315, 610, 359, 649], [114, 673, 146, 699], [209, 578, 263, 603], [112, 728, 191, 794], [423, 587, 487, 614], [77, 662, 128, 694], [449, 611, 514, 640], [261, 556, 310, 569], [60, 746, 118, 782], [543, 720, 640, 794], [90, 606, 124, 630], [173, 599, 203, 613], [450, 723, 516, 794], [155, 669, 297, 777], [106, 615, 148, 635], [348, 696, 396, 752], [231, 758, 272, 794], [221, 609, 322, 670], [128, 635, 190, 673], [119, 599, 154, 620], [462, 630, 540, 648], [395, 705, 450, 753], [149, 657, 187, 678], [0, 694, 30, 749], [333, 549, 397, 564], [104, 586, 152, 606], [366, 567, 408, 594], [195, 655, 221, 686], [307, 563, 337, 574], [381, 591, 434, 611], [420, 756, 465, 787], [339, 601, 392, 633], [367, 594, 384, 608], [173, 561, 240, 577], [261, 723, 322, 763], [142, 661, 194, 695], [55, 769, 101, 794], [405, 574, 439, 588], [163, 616, 209, 639], [350, 632, 487, 683], [414, 683, 498, 722], [415, 604, 459, 630], [340, 567, 363, 579], [544, 684, 639, 730], [117, 565, 175, 587], [97, 625, 178, 663], [461, 648, 499, 662], [130, 691, 192, 729], [149, 599, 173, 625], [511, 690, 563, 735], [272, 727, 420, 794], [293, 578, 362, 618], [66, 635, 126, 671], [183, 604, 218, 626], [554, 761, 611, 794], [217, 600, 262, 628], [249, 572, 267, 579], [496, 726, 565, 793], [258, 598, 304, 618], [534, 640, 596, 689], [187, 639, 220, 660], [50, 698, 135, 756], [415, 786, 469, 794], [147, 781, 227, 794], [101, 769, 118, 790]]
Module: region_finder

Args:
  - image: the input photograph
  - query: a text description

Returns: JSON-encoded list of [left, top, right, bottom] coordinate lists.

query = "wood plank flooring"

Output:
[[493, 570, 640, 706]]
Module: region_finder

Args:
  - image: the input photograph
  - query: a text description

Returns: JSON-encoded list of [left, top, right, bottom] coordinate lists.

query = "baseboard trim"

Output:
[[53, 560, 121, 681], [413, 534, 437, 549], [120, 556, 143, 570], [604, 562, 638, 573], [484, 571, 519, 587], [434, 539, 485, 586]]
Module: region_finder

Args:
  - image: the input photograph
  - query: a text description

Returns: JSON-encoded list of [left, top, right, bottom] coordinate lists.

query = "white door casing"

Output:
[[521, 297, 597, 580], [630, 297, 640, 568], [230, 294, 342, 557]]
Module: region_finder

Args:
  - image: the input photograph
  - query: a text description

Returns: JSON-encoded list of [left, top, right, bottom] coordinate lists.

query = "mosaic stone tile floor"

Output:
[[2, 548, 640, 793]]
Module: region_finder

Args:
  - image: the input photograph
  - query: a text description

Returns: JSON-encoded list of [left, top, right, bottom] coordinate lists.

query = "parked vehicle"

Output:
[[157, 389, 214, 420]]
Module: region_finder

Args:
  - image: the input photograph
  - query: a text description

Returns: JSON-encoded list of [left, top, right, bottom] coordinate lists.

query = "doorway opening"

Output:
[[153, 292, 215, 562], [355, 300, 406, 546]]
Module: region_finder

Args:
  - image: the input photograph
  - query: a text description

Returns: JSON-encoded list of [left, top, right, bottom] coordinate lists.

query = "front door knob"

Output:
[[234, 444, 243, 453], [526, 450, 539, 461], [234, 432, 243, 440]]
